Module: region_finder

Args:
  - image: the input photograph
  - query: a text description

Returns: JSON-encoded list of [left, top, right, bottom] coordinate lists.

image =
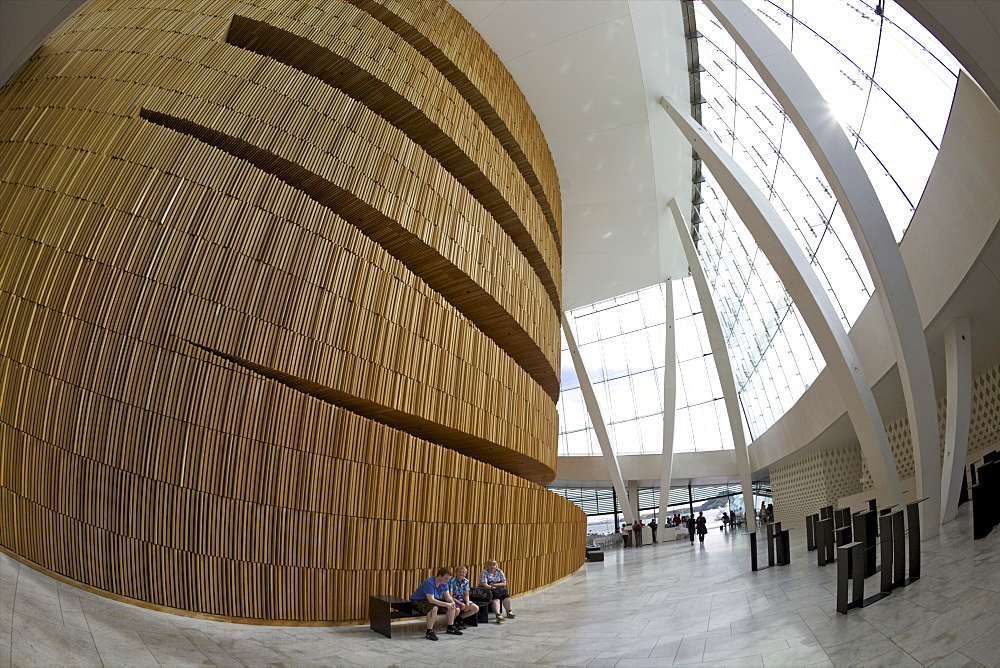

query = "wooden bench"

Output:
[[369, 595, 485, 638]]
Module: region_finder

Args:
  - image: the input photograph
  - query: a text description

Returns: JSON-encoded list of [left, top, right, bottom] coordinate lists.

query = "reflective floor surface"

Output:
[[2, 503, 999, 666]]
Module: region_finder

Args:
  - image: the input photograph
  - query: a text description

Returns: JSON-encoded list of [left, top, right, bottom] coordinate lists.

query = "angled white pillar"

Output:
[[704, 0, 942, 537], [659, 279, 677, 519], [941, 319, 972, 524], [562, 313, 636, 525], [660, 96, 903, 508], [667, 200, 756, 534], [627, 480, 640, 521]]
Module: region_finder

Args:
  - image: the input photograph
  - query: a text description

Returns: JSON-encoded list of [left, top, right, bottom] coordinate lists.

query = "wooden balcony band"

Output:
[[191, 341, 555, 483], [226, 15, 561, 311], [0, 230, 557, 470], [138, 108, 559, 401], [348, 0, 563, 247]]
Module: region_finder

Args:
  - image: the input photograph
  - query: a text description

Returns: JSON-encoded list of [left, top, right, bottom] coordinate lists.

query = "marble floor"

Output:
[[2, 504, 1000, 667]]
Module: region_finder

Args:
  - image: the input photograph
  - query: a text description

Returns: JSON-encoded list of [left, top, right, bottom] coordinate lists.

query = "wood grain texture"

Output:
[[0, 0, 581, 623]]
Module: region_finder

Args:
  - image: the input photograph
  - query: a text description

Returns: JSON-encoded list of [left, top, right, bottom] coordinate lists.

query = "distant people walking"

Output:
[[686, 515, 695, 544], [633, 520, 643, 547], [650, 518, 658, 544], [622, 522, 631, 548], [696, 512, 708, 544]]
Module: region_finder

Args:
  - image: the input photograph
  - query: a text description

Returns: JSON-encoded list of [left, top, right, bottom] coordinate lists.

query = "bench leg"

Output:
[[370, 596, 393, 638]]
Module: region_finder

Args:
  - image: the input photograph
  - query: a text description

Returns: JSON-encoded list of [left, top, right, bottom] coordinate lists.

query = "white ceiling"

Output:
[[451, 0, 693, 310]]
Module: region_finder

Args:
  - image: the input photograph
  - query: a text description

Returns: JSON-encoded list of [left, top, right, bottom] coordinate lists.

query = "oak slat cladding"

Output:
[[345, 0, 563, 249], [137, 108, 557, 399], [0, 0, 580, 623], [224, 15, 562, 314]]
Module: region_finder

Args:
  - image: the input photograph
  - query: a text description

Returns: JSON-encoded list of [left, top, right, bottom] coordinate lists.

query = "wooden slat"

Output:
[[0, 0, 580, 624]]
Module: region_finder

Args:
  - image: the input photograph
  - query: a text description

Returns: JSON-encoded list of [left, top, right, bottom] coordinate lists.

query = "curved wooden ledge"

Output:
[[225, 15, 561, 314], [344, 0, 562, 252], [139, 108, 559, 402], [191, 341, 556, 485]]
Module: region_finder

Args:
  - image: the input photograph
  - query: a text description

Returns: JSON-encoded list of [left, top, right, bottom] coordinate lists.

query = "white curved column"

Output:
[[703, 0, 942, 536], [667, 200, 756, 533], [562, 313, 636, 525], [659, 96, 903, 509], [659, 279, 677, 519], [941, 319, 971, 524]]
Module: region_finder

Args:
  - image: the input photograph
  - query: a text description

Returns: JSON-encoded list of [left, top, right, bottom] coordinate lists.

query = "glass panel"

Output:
[[601, 335, 630, 381], [611, 420, 641, 455], [686, 0, 958, 438], [559, 280, 734, 454], [632, 370, 662, 417], [558, 388, 588, 433], [606, 376, 636, 423], [564, 429, 593, 456], [574, 312, 600, 345], [622, 330, 655, 374], [637, 414, 663, 454]]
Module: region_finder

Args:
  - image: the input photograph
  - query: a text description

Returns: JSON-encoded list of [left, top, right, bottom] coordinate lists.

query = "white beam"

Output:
[[705, 0, 942, 537], [667, 200, 756, 533], [561, 313, 636, 524], [941, 319, 971, 524], [658, 279, 677, 519], [660, 96, 903, 508]]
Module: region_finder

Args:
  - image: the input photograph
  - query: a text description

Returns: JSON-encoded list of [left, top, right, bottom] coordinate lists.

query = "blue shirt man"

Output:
[[409, 567, 460, 640]]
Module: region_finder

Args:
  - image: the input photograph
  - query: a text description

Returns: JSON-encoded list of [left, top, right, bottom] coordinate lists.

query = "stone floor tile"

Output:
[[673, 637, 707, 665], [821, 630, 899, 667], [91, 628, 160, 666], [697, 653, 763, 666], [701, 638, 788, 664], [926, 650, 987, 668], [950, 620, 1000, 667], [137, 629, 213, 665], [10, 614, 102, 666], [854, 646, 923, 667], [0, 504, 997, 666], [892, 590, 1000, 664], [759, 641, 830, 667]]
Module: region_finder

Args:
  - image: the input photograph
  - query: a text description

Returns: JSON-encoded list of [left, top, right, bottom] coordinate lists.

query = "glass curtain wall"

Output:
[[558, 280, 734, 456], [692, 0, 959, 438]]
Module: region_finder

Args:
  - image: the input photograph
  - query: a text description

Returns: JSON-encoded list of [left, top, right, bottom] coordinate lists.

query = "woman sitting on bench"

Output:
[[410, 567, 462, 641], [480, 560, 515, 623]]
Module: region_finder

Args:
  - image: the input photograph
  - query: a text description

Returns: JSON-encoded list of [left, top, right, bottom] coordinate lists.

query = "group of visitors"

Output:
[[659, 513, 708, 544], [409, 560, 515, 641], [621, 513, 714, 546], [759, 502, 774, 524], [621, 518, 662, 546]]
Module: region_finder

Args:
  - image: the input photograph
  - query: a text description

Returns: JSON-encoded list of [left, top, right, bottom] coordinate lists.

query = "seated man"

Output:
[[410, 567, 462, 641], [447, 566, 480, 629]]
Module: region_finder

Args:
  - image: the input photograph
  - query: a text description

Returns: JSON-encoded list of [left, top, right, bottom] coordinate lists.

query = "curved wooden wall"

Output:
[[0, 0, 583, 623]]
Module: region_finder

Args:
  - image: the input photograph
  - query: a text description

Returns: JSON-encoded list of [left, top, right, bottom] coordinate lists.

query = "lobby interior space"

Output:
[[3, 0, 1000, 666], [4, 507, 999, 666]]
